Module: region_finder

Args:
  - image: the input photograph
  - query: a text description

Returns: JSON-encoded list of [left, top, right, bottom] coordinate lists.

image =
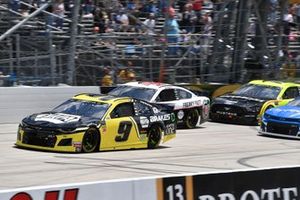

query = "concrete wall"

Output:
[[0, 87, 100, 124]]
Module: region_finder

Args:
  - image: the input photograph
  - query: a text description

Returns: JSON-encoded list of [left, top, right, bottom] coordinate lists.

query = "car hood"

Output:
[[213, 94, 266, 108], [266, 106, 300, 119], [22, 112, 100, 129]]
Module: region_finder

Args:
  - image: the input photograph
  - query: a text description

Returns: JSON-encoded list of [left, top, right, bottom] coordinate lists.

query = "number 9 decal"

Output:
[[115, 121, 132, 142]]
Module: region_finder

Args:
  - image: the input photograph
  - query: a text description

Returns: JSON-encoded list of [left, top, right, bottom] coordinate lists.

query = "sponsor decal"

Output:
[[140, 117, 150, 128], [35, 113, 80, 124], [177, 110, 184, 120], [73, 142, 82, 149], [153, 107, 159, 114], [165, 123, 175, 134], [157, 167, 300, 200], [9, 188, 78, 200], [182, 100, 202, 108], [150, 114, 171, 122]]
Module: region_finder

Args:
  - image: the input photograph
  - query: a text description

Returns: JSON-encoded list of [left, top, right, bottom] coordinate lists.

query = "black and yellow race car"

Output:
[[210, 80, 300, 125], [16, 94, 176, 153]]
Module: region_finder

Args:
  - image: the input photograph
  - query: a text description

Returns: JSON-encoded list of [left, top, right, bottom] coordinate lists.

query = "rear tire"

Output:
[[82, 128, 100, 153], [148, 126, 162, 149], [185, 109, 199, 129]]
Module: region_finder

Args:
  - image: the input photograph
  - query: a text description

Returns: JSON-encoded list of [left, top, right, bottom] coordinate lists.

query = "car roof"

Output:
[[72, 93, 132, 104], [122, 81, 172, 89], [249, 80, 300, 87]]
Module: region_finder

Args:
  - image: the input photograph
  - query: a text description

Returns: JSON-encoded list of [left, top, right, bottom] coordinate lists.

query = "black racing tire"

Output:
[[147, 125, 162, 149], [184, 109, 200, 129], [82, 128, 100, 153]]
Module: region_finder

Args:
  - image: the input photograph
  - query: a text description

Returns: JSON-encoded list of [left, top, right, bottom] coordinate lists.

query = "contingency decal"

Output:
[[140, 116, 150, 128], [35, 113, 81, 124]]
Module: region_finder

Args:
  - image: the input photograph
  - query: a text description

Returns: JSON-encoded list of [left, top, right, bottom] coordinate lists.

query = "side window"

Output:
[[176, 89, 192, 99], [283, 87, 299, 99], [156, 89, 176, 102], [134, 101, 153, 116], [110, 103, 135, 118]]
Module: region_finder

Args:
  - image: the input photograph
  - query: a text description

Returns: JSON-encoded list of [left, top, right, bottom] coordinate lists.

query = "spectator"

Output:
[[101, 67, 113, 86], [116, 9, 129, 31], [53, 0, 65, 29], [9, 0, 20, 12], [143, 12, 156, 34], [283, 7, 294, 46], [179, 3, 196, 33], [164, 7, 180, 56], [143, 0, 158, 15], [118, 61, 136, 83], [192, 0, 203, 16], [201, 10, 212, 56], [82, 0, 94, 16]]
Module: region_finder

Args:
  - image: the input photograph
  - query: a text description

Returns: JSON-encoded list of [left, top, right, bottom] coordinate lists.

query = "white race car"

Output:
[[107, 82, 210, 128]]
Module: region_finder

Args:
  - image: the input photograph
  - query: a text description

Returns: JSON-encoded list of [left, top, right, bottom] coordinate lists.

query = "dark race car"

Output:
[[16, 93, 176, 153], [210, 80, 300, 125]]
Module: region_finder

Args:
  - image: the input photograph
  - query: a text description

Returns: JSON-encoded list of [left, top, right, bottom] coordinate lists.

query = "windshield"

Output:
[[288, 98, 300, 106], [52, 99, 109, 119], [108, 86, 157, 101], [232, 84, 281, 100]]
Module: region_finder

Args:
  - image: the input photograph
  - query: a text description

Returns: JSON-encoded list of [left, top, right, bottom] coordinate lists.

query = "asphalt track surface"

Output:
[[1, 122, 300, 190]]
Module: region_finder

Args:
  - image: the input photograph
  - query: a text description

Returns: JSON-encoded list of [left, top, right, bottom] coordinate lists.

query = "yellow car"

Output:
[[16, 94, 176, 153], [210, 80, 300, 124]]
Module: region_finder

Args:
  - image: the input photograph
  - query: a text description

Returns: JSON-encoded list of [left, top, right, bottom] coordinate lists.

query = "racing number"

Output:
[[166, 184, 184, 200], [115, 121, 132, 142]]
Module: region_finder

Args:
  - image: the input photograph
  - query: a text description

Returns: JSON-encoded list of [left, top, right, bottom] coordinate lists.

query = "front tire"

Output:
[[148, 126, 162, 149], [82, 128, 100, 153], [185, 109, 199, 129]]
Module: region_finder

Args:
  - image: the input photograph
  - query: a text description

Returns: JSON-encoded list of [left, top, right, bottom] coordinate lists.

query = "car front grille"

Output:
[[22, 127, 57, 147], [211, 104, 246, 116], [267, 122, 299, 136]]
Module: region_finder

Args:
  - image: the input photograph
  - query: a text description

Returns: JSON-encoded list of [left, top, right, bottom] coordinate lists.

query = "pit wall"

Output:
[[0, 87, 100, 124], [1, 166, 300, 200]]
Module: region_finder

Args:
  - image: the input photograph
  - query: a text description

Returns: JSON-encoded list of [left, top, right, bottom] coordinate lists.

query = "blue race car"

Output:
[[259, 96, 300, 139]]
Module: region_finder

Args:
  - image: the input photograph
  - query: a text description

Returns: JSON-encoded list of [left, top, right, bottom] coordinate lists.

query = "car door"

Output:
[[103, 102, 139, 149]]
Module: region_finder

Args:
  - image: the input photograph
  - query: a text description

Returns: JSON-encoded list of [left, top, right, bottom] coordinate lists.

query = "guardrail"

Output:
[[1, 166, 300, 200], [0, 86, 100, 124]]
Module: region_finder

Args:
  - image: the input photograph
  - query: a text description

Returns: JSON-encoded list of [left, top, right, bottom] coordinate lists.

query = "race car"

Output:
[[107, 81, 210, 128], [16, 94, 176, 153], [210, 80, 300, 124], [259, 96, 300, 139]]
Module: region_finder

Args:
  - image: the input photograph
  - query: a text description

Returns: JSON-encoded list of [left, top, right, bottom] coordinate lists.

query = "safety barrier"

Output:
[[1, 166, 300, 200], [0, 86, 100, 124]]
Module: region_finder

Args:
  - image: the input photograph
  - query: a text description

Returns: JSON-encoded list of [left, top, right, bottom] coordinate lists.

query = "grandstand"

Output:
[[0, 0, 299, 86]]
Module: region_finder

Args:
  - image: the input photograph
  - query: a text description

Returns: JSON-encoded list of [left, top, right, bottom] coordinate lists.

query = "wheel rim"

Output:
[[186, 110, 199, 128], [82, 129, 99, 153], [148, 127, 161, 148]]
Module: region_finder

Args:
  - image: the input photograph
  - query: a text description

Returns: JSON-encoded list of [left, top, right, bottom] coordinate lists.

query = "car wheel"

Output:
[[82, 128, 100, 153], [148, 126, 162, 149], [185, 109, 199, 129]]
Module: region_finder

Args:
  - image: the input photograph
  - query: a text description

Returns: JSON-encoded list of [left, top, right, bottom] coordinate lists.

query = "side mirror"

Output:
[[100, 121, 106, 126]]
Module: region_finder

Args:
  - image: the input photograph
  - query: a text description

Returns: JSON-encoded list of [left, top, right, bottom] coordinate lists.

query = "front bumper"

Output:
[[16, 126, 85, 152], [210, 112, 258, 125], [259, 120, 300, 139]]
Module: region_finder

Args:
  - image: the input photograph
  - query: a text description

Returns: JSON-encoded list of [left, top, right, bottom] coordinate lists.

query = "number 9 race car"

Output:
[[107, 82, 210, 128], [16, 94, 176, 153]]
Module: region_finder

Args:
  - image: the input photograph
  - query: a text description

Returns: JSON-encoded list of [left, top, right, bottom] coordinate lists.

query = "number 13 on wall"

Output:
[[157, 176, 194, 200]]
